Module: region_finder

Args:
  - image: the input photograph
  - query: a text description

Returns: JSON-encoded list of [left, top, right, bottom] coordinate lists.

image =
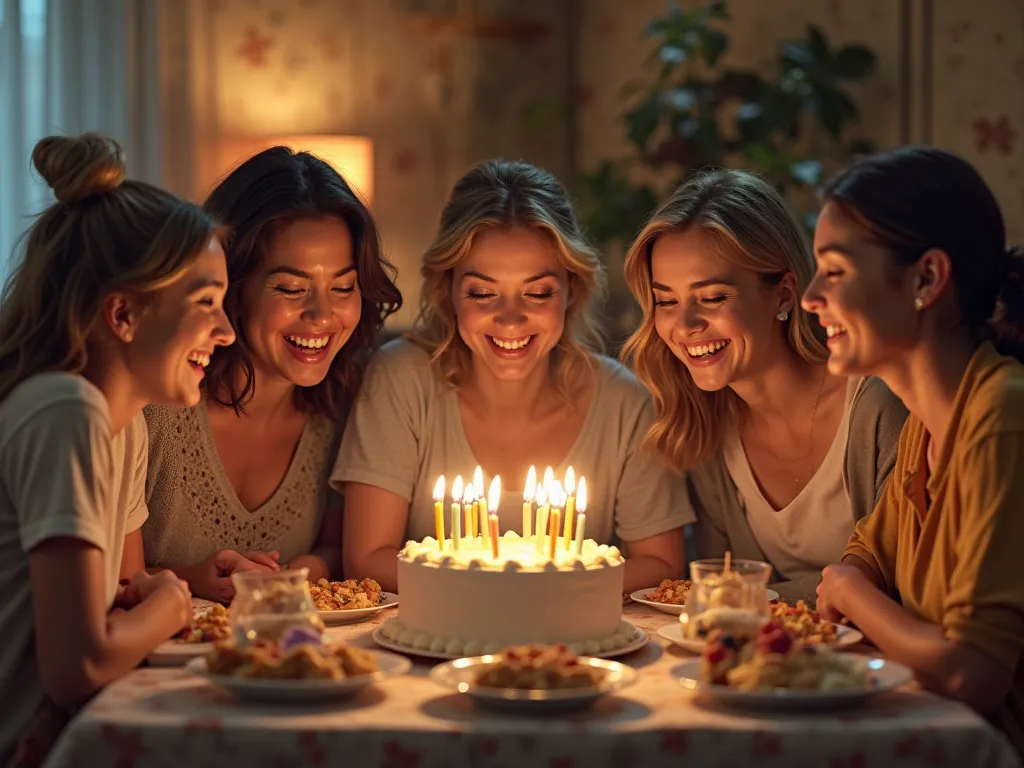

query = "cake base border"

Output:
[[370, 621, 649, 661]]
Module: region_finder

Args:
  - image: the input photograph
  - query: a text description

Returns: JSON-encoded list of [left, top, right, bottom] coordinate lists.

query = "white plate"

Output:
[[658, 621, 864, 653], [185, 649, 411, 703], [672, 656, 912, 711], [147, 640, 215, 667], [319, 592, 399, 625], [630, 588, 780, 615], [429, 654, 637, 714], [371, 623, 649, 661]]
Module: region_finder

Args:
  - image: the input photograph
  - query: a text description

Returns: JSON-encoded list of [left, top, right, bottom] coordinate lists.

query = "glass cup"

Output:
[[681, 558, 773, 638], [228, 567, 325, 647]]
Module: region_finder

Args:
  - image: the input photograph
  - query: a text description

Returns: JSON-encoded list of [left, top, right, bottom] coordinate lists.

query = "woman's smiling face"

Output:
[[650, 227, 795, 392]]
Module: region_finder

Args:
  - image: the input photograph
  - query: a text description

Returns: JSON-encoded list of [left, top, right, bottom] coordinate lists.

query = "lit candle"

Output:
[[543, 466, 554, 498], [463, 482, 475, 543], [549, 499, 561, 561], [433, 475, 446, 551], [480, 475, 497, 548], [472, 466, 484, 539], [488, 476, 501, 559], [522, 465, 536, 539], [562, 466, 576, 550], [573, 478, 587, 555], [451, 475, 464, 551], [534, 484, 549, 556]]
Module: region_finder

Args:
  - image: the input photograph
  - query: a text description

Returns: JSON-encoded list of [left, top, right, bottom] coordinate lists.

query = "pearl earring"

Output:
[[777, 311, 789, 321], [914, 297, 924, 311]]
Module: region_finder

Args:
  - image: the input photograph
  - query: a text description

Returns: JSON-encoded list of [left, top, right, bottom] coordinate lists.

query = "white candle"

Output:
[[574, 478, 587, 555], [522, 465, 536, 539]]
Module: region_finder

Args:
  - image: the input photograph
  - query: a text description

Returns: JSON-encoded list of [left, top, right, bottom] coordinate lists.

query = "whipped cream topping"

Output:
[[400, 530, 623, 572]]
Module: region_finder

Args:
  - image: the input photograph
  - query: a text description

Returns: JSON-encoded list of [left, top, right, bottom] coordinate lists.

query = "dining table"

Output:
[[43, 601, 1022, 768]]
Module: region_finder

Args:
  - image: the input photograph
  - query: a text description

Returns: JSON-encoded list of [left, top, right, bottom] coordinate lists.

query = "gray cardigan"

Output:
[[688, 376, 908, 605]]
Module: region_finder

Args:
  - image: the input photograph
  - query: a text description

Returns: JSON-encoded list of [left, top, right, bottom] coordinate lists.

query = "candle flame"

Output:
[[552, 480, 565, 507], [543, 466, 554, 495], [577, 477, 587, 512], [524, 465, 537, 501], [473, 465, 484, 495], [564, 466, 576, 494], [452, 475, 464, 501], [488, 475, 501, 511], [462, 481, 474, 504], [432, 475, 446, 502], [535, 482, 548, 506]]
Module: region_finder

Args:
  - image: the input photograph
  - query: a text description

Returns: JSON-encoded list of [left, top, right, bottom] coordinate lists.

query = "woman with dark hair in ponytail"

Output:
[[802, 146, 1024, 753]]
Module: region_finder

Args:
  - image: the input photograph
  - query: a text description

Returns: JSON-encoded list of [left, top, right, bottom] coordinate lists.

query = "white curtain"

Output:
[[0, 0, 163, 285]]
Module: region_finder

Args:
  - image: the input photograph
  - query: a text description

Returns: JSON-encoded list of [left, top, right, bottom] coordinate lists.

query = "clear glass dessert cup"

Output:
[[228, 567, 325, 647], [681, 558, 773, 639]]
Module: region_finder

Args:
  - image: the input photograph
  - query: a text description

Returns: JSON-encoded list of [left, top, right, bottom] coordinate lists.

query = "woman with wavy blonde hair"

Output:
[[622, 169, 906, 601], [333, 159, 691, 592], [0, 133, 234, 764]]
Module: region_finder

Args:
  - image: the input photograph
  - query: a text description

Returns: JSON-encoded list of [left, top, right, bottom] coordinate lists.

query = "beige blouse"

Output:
[[142, 401, 341, 567], [332, 340, 693, 546]]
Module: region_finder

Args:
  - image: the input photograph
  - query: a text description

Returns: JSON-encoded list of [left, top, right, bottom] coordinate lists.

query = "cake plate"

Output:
[[370, 622, 649, 661]]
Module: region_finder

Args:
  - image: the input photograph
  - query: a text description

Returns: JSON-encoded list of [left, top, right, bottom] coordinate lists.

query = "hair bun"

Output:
[[32, 132, 126, 204]]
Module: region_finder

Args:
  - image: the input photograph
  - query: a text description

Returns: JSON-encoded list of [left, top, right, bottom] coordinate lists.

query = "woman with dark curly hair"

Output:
[[142, 147, 401, 601]]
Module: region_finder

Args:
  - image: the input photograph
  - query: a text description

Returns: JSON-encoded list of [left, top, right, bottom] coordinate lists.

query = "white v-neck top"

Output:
[[722, 377, 862, 580], [332, 340, 692, 546]]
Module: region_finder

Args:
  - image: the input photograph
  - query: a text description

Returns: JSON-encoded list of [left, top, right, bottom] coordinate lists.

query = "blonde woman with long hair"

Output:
[[334, 159, 691, 593], [0, 134, 234, 764], [621, 169, 907, 601]]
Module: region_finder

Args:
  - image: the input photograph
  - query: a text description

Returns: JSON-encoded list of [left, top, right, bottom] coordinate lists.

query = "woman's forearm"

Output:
[[345, 546, 400, 592], [623, 555, 681, 593]]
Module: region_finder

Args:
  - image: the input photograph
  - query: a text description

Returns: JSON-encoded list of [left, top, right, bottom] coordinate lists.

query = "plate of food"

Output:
[[309, 578, 398, 625], [429, 644, 637, 714], [672, 623, 909, 711], [659, 600, 862, 653], [147, 603, 232, 667], [186, 639, 411, 703], [631, 579, 779, 615]]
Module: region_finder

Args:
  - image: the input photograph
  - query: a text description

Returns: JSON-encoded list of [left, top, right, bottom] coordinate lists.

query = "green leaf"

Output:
[[817, 88, 857, 139], [625, 95, 661, 151], [659, 43, 687, 64], [781, 41, 815, 69], [707, 0, 730, 21], [833, 45, 876, 78], [702, 28, 728, 67], [807, 25, 831, 65]]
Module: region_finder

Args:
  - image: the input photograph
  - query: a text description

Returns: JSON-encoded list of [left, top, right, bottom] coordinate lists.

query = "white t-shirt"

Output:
[[333, 340, 693, 546], [0, 374, 149, 758], [722, 377, 862, 580]]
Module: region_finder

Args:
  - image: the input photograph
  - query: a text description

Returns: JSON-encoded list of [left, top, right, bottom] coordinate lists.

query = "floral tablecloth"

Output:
[[43, 604, 1021, 768]]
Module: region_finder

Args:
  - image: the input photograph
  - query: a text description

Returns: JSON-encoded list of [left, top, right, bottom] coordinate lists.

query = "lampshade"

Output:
[[215, 135, 374, 205]]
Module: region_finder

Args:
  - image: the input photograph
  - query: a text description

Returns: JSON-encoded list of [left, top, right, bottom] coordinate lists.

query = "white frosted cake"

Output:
[[379, 531, 634, 656]]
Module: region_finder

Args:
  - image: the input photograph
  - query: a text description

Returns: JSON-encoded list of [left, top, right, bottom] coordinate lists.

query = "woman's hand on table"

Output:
[[816, 562, 872, 623], [179, 550, 280, 603]]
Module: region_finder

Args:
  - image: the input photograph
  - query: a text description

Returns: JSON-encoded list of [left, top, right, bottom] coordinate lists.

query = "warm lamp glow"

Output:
[[215, 135, 374, 204]]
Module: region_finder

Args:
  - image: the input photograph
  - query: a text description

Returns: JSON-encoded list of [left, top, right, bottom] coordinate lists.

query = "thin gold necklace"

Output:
[[741, 368, 827, 476]]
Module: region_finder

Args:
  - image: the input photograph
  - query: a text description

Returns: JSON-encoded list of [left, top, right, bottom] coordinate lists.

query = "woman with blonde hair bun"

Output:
[[0, 133, 234, 764], [334, 159, 691, 593], [621, 169, 907, 601]]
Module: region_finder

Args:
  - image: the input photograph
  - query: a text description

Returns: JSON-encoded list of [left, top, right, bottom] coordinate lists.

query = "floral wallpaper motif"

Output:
[[931, 0, 1023, 242]]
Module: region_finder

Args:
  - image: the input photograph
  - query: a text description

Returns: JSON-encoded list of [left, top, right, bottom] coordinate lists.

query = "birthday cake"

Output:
[[378, 532, 634, 656]]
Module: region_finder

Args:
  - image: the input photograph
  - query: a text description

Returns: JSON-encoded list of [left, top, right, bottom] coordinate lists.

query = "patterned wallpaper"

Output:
[[175, 0, 1023, 327]]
